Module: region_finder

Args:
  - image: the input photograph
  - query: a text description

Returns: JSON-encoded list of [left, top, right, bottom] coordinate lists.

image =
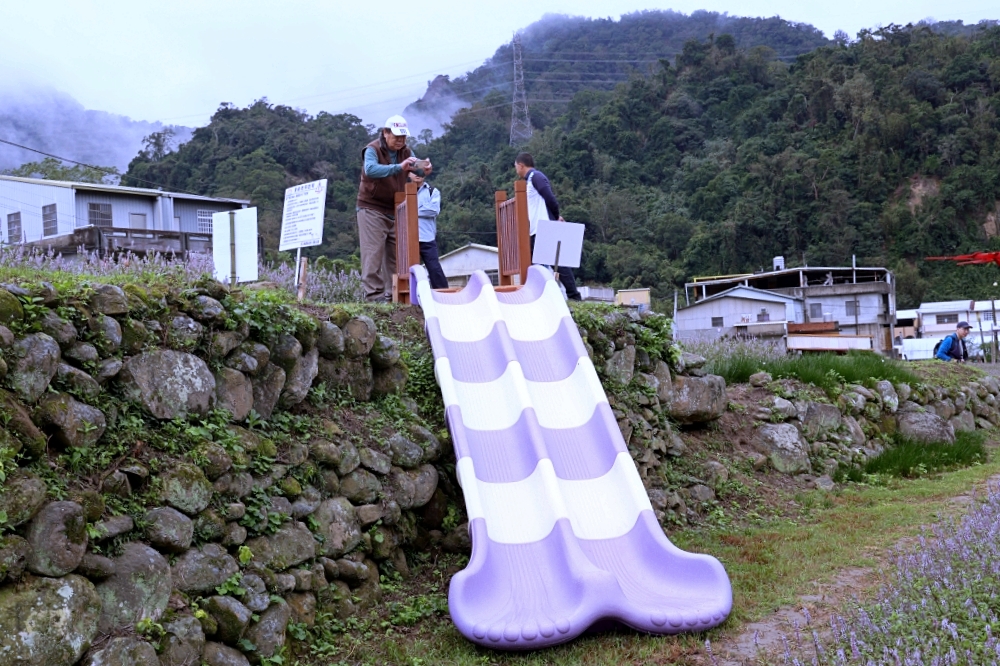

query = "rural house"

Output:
[[0, 174, 248, 256]]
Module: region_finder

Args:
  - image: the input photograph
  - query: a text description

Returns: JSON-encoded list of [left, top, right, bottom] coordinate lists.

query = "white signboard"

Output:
[[213, 207, 259, 284], [532, 219, 585, 268], [279, 179, 327, 251]]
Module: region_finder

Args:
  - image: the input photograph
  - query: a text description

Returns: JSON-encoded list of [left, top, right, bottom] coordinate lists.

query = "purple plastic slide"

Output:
[[411, 264, 732, 650]]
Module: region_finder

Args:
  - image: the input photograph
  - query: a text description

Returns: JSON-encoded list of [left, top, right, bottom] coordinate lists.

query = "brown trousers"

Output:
[[357, 207, 396, 301]]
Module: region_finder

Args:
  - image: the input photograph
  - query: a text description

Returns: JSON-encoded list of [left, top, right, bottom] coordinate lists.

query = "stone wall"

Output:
[[0, 279, 436, 666]]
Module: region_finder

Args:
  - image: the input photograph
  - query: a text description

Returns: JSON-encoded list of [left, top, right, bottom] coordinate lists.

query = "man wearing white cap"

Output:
[[356, 115, 432, 301]]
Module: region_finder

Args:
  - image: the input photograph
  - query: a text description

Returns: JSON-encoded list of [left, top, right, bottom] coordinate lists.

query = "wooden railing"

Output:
[[495, 180, 530, 287], [392, 182, 421, 304]]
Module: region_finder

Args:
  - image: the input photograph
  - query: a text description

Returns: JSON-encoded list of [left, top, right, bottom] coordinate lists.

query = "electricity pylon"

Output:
[[509, 33, 532, 146]]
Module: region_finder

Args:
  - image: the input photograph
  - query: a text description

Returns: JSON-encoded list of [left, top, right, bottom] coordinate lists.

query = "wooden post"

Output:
[[495, 191, 510, 287], [392, 183, 421, 304], [514, 180, 530, 286], [405, 181, 419, 298]]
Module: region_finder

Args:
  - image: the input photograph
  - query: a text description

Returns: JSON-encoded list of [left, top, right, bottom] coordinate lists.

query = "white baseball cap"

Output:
[[384, 115, 410, 136]]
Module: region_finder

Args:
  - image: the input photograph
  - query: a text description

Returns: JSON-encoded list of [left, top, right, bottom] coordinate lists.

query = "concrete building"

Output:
[[0, 174, 248, 256], [678, 261, 896, 353]]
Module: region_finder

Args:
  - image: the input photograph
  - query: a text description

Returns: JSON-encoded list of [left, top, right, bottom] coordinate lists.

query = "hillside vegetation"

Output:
[[123, 16, 1000, 307]]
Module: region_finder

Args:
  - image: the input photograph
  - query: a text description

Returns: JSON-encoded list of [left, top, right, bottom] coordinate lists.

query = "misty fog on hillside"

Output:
[[0, 83, 191, 175]]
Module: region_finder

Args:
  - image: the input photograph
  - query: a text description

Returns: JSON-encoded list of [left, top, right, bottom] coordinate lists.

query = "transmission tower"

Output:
[[509, 33, 533, 146]]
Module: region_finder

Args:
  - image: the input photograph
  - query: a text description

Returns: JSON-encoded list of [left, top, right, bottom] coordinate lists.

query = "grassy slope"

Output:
[[290, 459, 1000, 666]]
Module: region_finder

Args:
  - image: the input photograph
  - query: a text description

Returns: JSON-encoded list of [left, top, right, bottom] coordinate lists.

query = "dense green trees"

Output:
[[425, 20, 1000, 306], [123, 101, 371, 258]]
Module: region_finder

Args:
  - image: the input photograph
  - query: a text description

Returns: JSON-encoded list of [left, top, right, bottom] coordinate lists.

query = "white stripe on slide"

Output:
[[421, 276, 567, 343], [437, 358, 607, 431], [497, 280, 570, 341], [457, 452, 653, 544], [419, 277, 503, 343]]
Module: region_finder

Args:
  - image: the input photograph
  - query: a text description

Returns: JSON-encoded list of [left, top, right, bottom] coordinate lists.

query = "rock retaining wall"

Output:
[[0, 279, 430, 666]]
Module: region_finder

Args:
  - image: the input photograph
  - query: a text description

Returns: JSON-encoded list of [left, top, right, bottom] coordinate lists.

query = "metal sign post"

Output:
[[280, 179, 327, 297]]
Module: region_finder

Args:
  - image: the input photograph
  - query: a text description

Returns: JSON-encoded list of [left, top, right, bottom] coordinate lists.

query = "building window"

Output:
[[985, 311, 995, 321], [7, 212, 21, 244], [937, 314, 958, 325], [711, 316, 724, 328], [88, 203, 112, 227], [42, 204, 58, 237], [484, 270, 499, 286], [129, 213, 147, 230], [809, 303, 823, 319], [197, 210, 214, 233], [845, 300, 860, 317], [757, 310, 770, 322]]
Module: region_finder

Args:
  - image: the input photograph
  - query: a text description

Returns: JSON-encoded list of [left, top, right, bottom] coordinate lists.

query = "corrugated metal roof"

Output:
[[896, 309, 918, 319], [917, 300, 975, 314], [682, 285, 802, 309], [439, 243, 498, 260], [0, 174, 249, 204]]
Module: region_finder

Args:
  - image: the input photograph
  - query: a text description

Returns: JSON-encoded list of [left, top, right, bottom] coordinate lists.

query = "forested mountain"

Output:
[[405, 11, 831, 135], [123, 15, 1000, 308]]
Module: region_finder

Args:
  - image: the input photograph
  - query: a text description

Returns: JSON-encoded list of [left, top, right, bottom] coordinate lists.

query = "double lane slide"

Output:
[[411, 264, 732, 650]]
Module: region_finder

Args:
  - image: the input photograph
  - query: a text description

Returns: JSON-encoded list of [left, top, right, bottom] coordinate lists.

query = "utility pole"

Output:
[[509, 32, 532, 146]]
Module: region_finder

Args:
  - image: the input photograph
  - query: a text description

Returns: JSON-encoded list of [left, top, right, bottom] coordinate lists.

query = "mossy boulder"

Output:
[[0, 288, 24, 325], [159, 462, 213, 516], [0, 534, 30, 584], [24, 501, 88, 576], [171, 543, 239, 594], [0, 470, 48, 527], [144, 506, 194, 553], [89, 283, 129, 316], [34, 392, 107, 448], [119, 350, 217, 419], [8, 332, 61, 403], [244, 521, 317, 571], [95, 542, 172, 632], [0, 573, 101, 666]]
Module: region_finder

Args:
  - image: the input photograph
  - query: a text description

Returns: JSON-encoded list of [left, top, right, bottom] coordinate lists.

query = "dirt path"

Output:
[[703, 473, 1000, 666]]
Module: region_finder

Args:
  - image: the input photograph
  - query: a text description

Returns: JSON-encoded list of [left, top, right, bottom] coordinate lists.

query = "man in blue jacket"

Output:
[[514, 152, 582, 300], [935, 321, 971, 362]]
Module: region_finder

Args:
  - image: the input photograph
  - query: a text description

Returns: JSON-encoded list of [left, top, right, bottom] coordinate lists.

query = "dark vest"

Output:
[[356, 138, 411, 215]]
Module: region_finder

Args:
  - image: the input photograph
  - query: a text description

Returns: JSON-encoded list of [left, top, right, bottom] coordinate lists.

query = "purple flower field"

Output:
[[731, 484, 1000, 665], [0, 246, 363, 304]]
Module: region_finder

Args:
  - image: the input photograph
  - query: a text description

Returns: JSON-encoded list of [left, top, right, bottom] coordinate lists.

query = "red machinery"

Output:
[[926, 252, 1000, 267]]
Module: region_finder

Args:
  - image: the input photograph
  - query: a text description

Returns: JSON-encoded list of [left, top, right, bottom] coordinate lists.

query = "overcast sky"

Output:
[[2, 0, 997, 130]]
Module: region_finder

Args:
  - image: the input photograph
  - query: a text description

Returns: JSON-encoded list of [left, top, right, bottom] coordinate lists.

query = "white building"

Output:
[[897, 299, 999, 359], [438, 243, 500, 288], [674, 286, 803, 349], [0, 174, 248, 253]]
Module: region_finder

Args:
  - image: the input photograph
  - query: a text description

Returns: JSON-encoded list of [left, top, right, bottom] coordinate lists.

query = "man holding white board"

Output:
[[514, 152, 582, 300]]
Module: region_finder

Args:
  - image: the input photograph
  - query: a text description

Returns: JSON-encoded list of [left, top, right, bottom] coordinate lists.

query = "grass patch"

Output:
[[705, 346, 919, 393], [856, 430, 988, 479]]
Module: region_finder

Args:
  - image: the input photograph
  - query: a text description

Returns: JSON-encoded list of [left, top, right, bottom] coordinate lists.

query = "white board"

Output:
[[531, 219, 584, 268], [213, 207, 259, 284], [279, 179, 327, 251]]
